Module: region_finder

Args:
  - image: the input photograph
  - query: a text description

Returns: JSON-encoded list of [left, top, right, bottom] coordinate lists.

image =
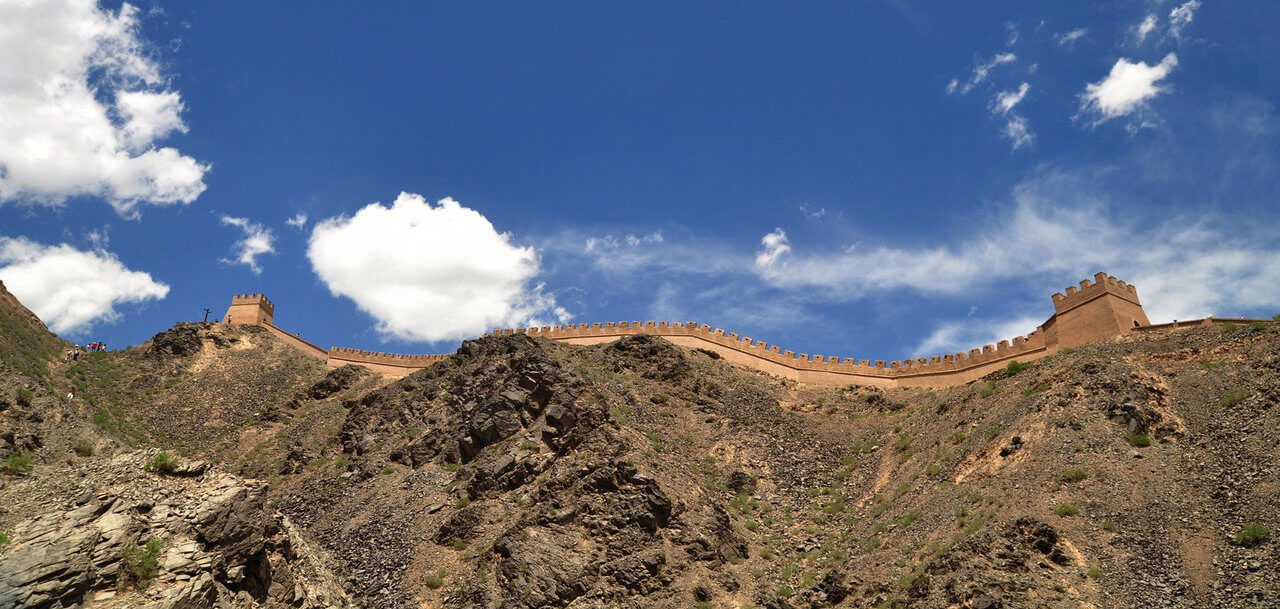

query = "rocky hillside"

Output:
[[0, 282, 1277, 608]]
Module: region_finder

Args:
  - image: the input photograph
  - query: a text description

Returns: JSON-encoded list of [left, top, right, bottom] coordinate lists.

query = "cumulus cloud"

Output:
[[0, 236, 169, 335], [991, 83, 1033, 150], [1079, 53, 1178, 124], [0, 0, 207, 215], [1056, 28, 1087, 47], [220, 216, 276, 274], [1168, 1, 1201, 39], [947, 52, 1016, 95], [308, 193, 565, 343], [755, 229, 791, 267], [285, 213, 308, 229]]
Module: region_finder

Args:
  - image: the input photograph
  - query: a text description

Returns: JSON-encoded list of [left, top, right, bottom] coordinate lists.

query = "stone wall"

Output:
[[221, 272, 1252, 387]]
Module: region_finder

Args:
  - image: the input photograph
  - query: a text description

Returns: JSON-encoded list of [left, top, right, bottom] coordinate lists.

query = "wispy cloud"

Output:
[[991, 82, 1033, 149], [1168, 1, 1201, 39], [1055, 28, 1087, 47], [220, 215, 276, 275], [1135, 14, 1159, 44], [285, 213, 308, 229], [947, 52, 1017, 95]]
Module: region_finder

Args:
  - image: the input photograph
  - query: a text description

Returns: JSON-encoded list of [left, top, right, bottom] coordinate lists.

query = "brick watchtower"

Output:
[[1042, 272, 1150, 349], [223, 293, 274, 326]]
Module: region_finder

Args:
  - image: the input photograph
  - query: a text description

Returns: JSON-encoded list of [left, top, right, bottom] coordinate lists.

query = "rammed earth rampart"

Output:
[[221, 272, 1271, 386]]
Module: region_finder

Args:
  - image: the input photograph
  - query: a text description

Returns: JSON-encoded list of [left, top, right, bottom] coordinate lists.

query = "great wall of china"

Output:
[[222, 272, 1271, 387]]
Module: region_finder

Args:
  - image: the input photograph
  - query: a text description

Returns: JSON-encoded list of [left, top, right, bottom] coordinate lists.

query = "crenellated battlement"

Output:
[[1050, 272, 1140, 313], [221, 271, 1238, 386]]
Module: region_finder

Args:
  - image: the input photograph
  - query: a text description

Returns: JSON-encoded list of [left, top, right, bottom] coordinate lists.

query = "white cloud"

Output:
[[993, 82, 1030, 115], [1056, 28, 1087, 47], [0, 0, 207, 215], [586, 231, 664, 252], [947, 52, 1017, 95], [307, 192, 565, 343], [748, 169, 1280, 324], [991, 83, 1033, 150], [1136, 14, 1159, 44], [220, 216, 276, 275], [285, 213, 308, 229], [1168, 1, 1201, 39], [755, 228, 791, 267], [1004, 22, 1019, 47], [0, 236, 169, 335], [1079, 53, 1178, 124], [912, 315, 1044, 357]]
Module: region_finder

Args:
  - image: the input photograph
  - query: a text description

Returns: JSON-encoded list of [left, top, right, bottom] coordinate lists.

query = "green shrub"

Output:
[[455, 497, 471, 508], [861, 536, 882, 553], [1086, 566, 1103, 580], [1200, 360, 1227, 370], [1006, 360, 1030, 376], [979, 381, 997, 398], [424, 570, 446, 589], [1022, 383, 1049, 397], [1250, 321, 1267, 331], [776, 585, 795, 598], [1102, 520, 1117, 532], [893, 433, 912, 452], [145, 452, 177, 474], [1217, 322, 1239, 331], [925, 464, 942, 477], [985, 425, 1002, 440], [1053, 503, 1079, 517], [15, 387, 34, 407], [380, 465, 395, 475], [119, 538, 164, 590], [1219, 389, 1250, 407], [1126, 434, 1151, 447], [745, 519, 760, 532], [898, 510, 921, 527], [951, 431, 967, 444], [74, 438, 95, 457], [0, 531, 10, 546], [1062, 468, 1087, 482], [1232, 523, 1270, 548], [2, 453, 33, 476]]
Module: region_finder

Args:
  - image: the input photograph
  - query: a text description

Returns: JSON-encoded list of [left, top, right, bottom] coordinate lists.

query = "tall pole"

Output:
[[203, 308, 211, 322]]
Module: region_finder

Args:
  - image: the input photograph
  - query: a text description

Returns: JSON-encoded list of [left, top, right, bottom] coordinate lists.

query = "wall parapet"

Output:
[[224, 271, 1168, 386]]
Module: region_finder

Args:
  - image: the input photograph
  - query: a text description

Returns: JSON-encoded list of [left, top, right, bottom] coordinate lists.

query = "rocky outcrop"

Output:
[[0, 451, 349, 609]]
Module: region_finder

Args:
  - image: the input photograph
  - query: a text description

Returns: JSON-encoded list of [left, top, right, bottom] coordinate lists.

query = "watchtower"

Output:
[[1043, 273, 1149, 348], [224, 293, 274, 326]]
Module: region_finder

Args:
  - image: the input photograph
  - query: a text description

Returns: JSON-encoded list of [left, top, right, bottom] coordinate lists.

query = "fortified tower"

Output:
[[223, 293, 275, 326], [1041, 272, 1150, 349]]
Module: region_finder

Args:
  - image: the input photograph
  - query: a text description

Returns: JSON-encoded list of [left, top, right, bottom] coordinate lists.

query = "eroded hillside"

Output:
[[0, 284, 1277, 609]]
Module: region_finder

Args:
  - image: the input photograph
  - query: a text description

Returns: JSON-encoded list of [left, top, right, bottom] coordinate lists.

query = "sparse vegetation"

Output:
[[985, 425, 1002, 440], [1062, 467, 1087, 482], [1232, 523, 1270, 548], [1126, 433, 1151, 447], [15, 386, 33, 407], [1102, 520, 1117, 532], [951, 431, 966, 444], [979, 381, 997, 398], [1217, 322, 1240, 332], [74, 438, 95, 457], [1200, 360, 1228, 370], [455, 497, 472, 508], [1219, 388, 1249, 407], [119, 538, 164, 590], [145, 451, 178, 474], [2, 453, 34, 476], [1005, 360, 1030, 376], [1021, 382, 1049, 397], [424, 569, 447, 589], [1086, 566, 1103, 581], [1053, 503, 1079, 517]]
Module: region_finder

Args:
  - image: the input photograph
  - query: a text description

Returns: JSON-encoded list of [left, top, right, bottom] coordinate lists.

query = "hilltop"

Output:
[[0, 282, 1277, 608]]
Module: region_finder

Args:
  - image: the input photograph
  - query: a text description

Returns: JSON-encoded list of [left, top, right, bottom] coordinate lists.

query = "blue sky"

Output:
[[2, 0, 1279, 361]]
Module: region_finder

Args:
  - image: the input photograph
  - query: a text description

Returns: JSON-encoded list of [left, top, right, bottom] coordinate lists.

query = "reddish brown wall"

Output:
[[221, 272, 1183, 387]]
